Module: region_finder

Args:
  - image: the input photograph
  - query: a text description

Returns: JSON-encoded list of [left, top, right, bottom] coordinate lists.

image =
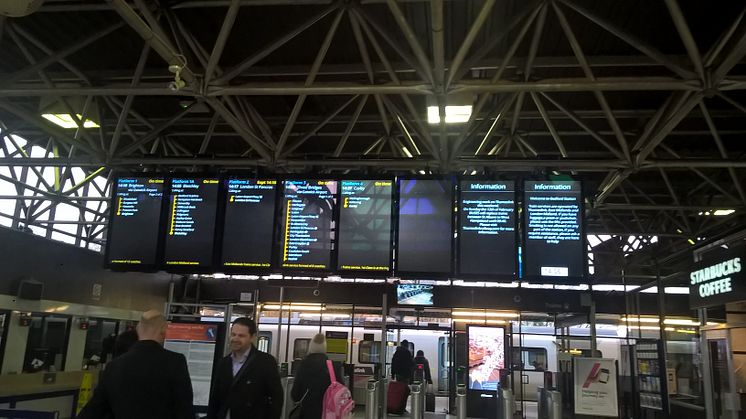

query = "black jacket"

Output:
[[78, 340, 194, 419], [390, 347, 414, 382], [413, 356, 432, 384], [291, 353, 344, 419], [207, 346, 284, 419]]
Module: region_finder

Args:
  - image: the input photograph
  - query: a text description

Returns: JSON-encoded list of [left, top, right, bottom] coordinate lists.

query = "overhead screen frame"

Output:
[[162, 174, 222, 273], [521, 179, 587, 283], [335, 176, 395, 276], [394, 176, 456, 278], [217, 176, 279, 274], [104, 174, 169, 272], [455, 177, 518, 281]]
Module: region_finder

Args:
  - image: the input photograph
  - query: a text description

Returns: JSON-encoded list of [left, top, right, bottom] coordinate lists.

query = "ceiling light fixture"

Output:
[[713, 209, 736, 216], [41, 113, 99, 129], [427, 105, 473, 124]]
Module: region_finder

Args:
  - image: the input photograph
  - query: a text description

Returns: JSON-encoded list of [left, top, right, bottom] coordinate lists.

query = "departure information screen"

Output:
[[397, 179, 453, 273], [458, 180, 516, 277], [337, 180, 393, 272], [280, 180, 337, 270], [106, 177, 165, 266], [163, 177, 219, 267], [524, 181, 583, 279], [221, 179, 277, 268]]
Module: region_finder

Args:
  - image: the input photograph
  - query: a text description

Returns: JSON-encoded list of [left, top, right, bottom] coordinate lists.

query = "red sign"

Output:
[[166, 323, 217, 342]]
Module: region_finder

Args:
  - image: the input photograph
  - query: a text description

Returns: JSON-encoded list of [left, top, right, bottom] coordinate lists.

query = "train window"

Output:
[[83, 318, 119, 367], [257, 331, 272, 353], [511, 347, 548, 371], [359, 341, 381, 364], [23, 314, 71, 373], [293, 338, 310, 360]]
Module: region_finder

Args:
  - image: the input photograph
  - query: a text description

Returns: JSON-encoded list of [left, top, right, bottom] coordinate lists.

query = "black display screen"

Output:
[[523, 181, 584, 279], [163, 177, 220, 267], [220, 179, 277, 268], [397, 179, 453, 274], [106, 177, 165, 267], [458, 180, 517, 277], [337, 180, 393, 272], [280, 180, 337, 270]]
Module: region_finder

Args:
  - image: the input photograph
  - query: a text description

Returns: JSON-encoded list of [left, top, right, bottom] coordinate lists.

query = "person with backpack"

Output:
[[291, 334, 354, 419]]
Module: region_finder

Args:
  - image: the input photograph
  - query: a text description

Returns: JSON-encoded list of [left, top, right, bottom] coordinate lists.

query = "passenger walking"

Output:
[[413, 350, 433, 384], [207, 317, 284, 419], [390, 340, 414, 384], [291, 333, 337, 419], [78, 310, 194, 419]]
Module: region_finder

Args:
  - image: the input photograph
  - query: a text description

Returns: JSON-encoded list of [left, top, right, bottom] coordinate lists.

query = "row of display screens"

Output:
[[105, 177, 584, 280]]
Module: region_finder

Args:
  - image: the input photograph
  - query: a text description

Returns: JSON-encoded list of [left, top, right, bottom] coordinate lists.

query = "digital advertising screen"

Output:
[[523, 181, 584, 279], [397, 179, 453, 274], [220, 179, 277, 268], [337, 180, 393, 272], [396, 284, 434, 305], [458, 180, 517, 277], [468, 326, 506, 391], [106, 177, 165, 267], [280, 180, 337, 270], [163, 177, 220, 267]]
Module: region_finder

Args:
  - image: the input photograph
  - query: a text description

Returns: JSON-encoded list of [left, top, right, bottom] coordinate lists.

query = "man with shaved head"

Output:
[[79, 310, 194, 419]]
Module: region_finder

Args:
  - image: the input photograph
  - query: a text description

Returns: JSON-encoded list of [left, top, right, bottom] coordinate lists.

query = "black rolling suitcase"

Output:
[[425, 393, 435, 412]]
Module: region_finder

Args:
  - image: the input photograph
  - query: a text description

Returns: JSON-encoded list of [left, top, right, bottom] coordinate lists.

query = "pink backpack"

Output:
[[323, 360, 355, 419]]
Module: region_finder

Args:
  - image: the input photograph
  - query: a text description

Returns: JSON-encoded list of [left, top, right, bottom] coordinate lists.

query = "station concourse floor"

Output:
[[351, 396, 539, 419]]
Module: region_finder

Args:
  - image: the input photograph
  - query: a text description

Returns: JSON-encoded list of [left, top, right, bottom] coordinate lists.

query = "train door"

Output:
[[438, 336, 449, 392]]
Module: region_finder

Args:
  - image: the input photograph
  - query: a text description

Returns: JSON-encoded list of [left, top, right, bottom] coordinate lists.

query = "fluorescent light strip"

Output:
[[453, 318, 506, 324], [41, 113, 100, 129], [451, 311, 519, 318]]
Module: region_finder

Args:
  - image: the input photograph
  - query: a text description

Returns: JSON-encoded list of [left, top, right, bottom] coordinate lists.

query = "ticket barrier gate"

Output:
[[498, 387, 515, 419], [410, 382, 425, 419], [366, 379, 379, 419], [537, 386, 562, 419], [280, 376, 295, 419], [456, 384, 467, 419]]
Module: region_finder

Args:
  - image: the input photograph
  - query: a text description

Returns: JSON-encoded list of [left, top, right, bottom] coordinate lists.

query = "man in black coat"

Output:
[[207, 317, 283, 419], [78, 310, 194, 419], [390, 340, 414, 384]]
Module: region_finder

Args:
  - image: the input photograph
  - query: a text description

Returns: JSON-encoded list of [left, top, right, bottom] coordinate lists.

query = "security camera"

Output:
[[167, 64, 186, 91], [168, 79, 186, 91]]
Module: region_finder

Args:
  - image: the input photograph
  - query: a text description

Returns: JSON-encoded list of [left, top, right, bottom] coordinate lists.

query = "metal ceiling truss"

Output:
[[0, 0, 745, 261]]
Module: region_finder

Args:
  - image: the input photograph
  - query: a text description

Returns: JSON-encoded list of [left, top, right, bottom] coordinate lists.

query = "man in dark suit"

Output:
[[207, 317, 283, 419], [79, 310, 194, 419]]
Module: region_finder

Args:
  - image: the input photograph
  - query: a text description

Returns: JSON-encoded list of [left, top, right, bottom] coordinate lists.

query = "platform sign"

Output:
[[164, 323, 219, 407], [573, 358, 619, 417], [220, 178, 277, 269], [163, 177, 220, 267], [280, 180, 337, 270], [106, 176, 165, 268], [689, 247, 745, 309]]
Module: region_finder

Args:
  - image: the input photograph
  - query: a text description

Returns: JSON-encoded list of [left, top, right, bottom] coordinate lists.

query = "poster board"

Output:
[[573, 357, 619, 417], [164, 323, 219, 408]]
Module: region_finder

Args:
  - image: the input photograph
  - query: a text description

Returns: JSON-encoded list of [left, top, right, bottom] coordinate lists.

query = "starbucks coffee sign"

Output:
[[690, 248, 746, 309]]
